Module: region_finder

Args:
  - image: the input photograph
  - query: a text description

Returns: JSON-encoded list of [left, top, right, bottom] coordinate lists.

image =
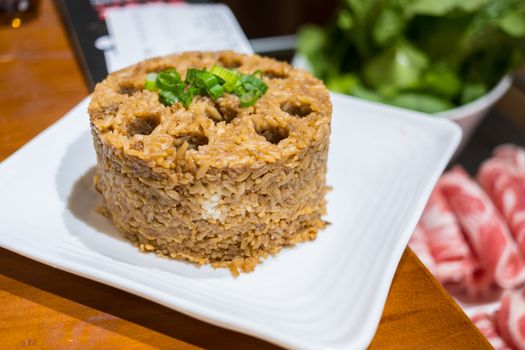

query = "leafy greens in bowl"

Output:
[[298, 0, 525, 113]]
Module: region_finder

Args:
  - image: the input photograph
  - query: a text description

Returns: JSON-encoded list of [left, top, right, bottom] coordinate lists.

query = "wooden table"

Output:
[[0, 1, 492, 349]]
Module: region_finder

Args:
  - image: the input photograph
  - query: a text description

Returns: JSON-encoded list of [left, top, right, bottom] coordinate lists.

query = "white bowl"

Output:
[[437, 76, 512, 153]]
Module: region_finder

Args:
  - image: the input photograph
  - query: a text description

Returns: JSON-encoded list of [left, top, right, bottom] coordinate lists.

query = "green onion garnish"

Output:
[[210, 66, 240, 92], [252, 69, 263, 79], [156, 69, 183, 91], [144, 65, 268, 109], [158, 90, 178, 106], [233, 85, 247, 96], [196, 71, 221, 89], [240, 90, 262, 107], [185, 68, 200, 84], [179, 91, 193, 108], [145, 73, 157, 91], [208, 84, 225, 100], [239, 74, 268, 94]]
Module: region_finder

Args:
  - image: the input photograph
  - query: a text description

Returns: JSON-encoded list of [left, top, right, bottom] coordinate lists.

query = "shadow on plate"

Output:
[[59, 130, 229, 279]]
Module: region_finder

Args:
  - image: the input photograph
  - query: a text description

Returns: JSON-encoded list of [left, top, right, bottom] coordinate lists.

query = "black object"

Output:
[[55, 0, 109, 90]]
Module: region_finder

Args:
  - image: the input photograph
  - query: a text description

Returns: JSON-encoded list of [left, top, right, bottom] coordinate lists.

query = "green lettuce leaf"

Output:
[[388, 92, 454, 113], [499, 11, 525, 37], [405, 0, 488, 16], [296, 0, 525, 114], [373, 8, 404, 46], [364, 40, 428, 93]]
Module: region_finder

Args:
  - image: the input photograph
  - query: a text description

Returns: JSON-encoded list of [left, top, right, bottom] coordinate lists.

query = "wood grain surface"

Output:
[[0, 1, 492, 349]]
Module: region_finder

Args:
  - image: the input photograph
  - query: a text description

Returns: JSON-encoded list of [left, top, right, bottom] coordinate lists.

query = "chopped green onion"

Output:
[[233, 85, 247, 97], [196, 71, 220, 90], [208, 84, 225, 100], [158, 90, 178, 106], [145, 73, 157, 91], [240, 74, 268, 94], [210, 66, 240, 92], [185, 68, 200, 84], [179, 92, 193, 108], [252, 69, 263, 79], [145, 66, 268, 108], [225, 79, 242, 92], [156, 69, 183, 91], [239, 90, 261, 107], [193, 70, 225, 99]]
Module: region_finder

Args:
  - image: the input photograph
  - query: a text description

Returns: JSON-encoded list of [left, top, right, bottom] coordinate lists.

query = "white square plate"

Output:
[[0, 93, 460, 349]]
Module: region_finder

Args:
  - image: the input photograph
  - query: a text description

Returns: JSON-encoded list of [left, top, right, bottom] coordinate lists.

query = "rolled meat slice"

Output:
[[409, 224, 436, 275], [494, 144, 525, 181], [440, 166, 525, 290], [479, 156, 525, 257], [497, 288, 525, 350], [419, 185, 474, 284], [472, 312, 511, 350]]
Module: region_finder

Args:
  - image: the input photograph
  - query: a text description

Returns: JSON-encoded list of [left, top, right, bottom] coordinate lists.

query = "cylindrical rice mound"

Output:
[[88, 51, 332, 274]]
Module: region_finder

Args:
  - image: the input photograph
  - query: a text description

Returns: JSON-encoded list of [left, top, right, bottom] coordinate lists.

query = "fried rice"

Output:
[[88, 51, 332, 275]]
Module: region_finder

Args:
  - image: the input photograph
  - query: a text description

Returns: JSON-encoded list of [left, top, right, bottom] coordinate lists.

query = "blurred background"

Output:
[[1, 1, 525, 348]]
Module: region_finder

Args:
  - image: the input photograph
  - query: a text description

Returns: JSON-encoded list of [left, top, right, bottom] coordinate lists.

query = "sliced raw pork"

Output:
[[479, 156, 525, 258], [419, 185, 474, 284], [409, 224, 436, 274], [497, 288, 525, 350], [472, 312, 511, 350], [440, 167, 525, 290]]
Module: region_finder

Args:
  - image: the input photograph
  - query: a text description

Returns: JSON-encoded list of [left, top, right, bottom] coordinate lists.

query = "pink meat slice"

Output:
[[497, 288, 525, 350], [440, 166, 525, 290], [408, 224, 436, 274], [419, 185, 475, 284], [472, 312, 511, 350], [479, 156, 525, 257], [494, 144, 525, 181]]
